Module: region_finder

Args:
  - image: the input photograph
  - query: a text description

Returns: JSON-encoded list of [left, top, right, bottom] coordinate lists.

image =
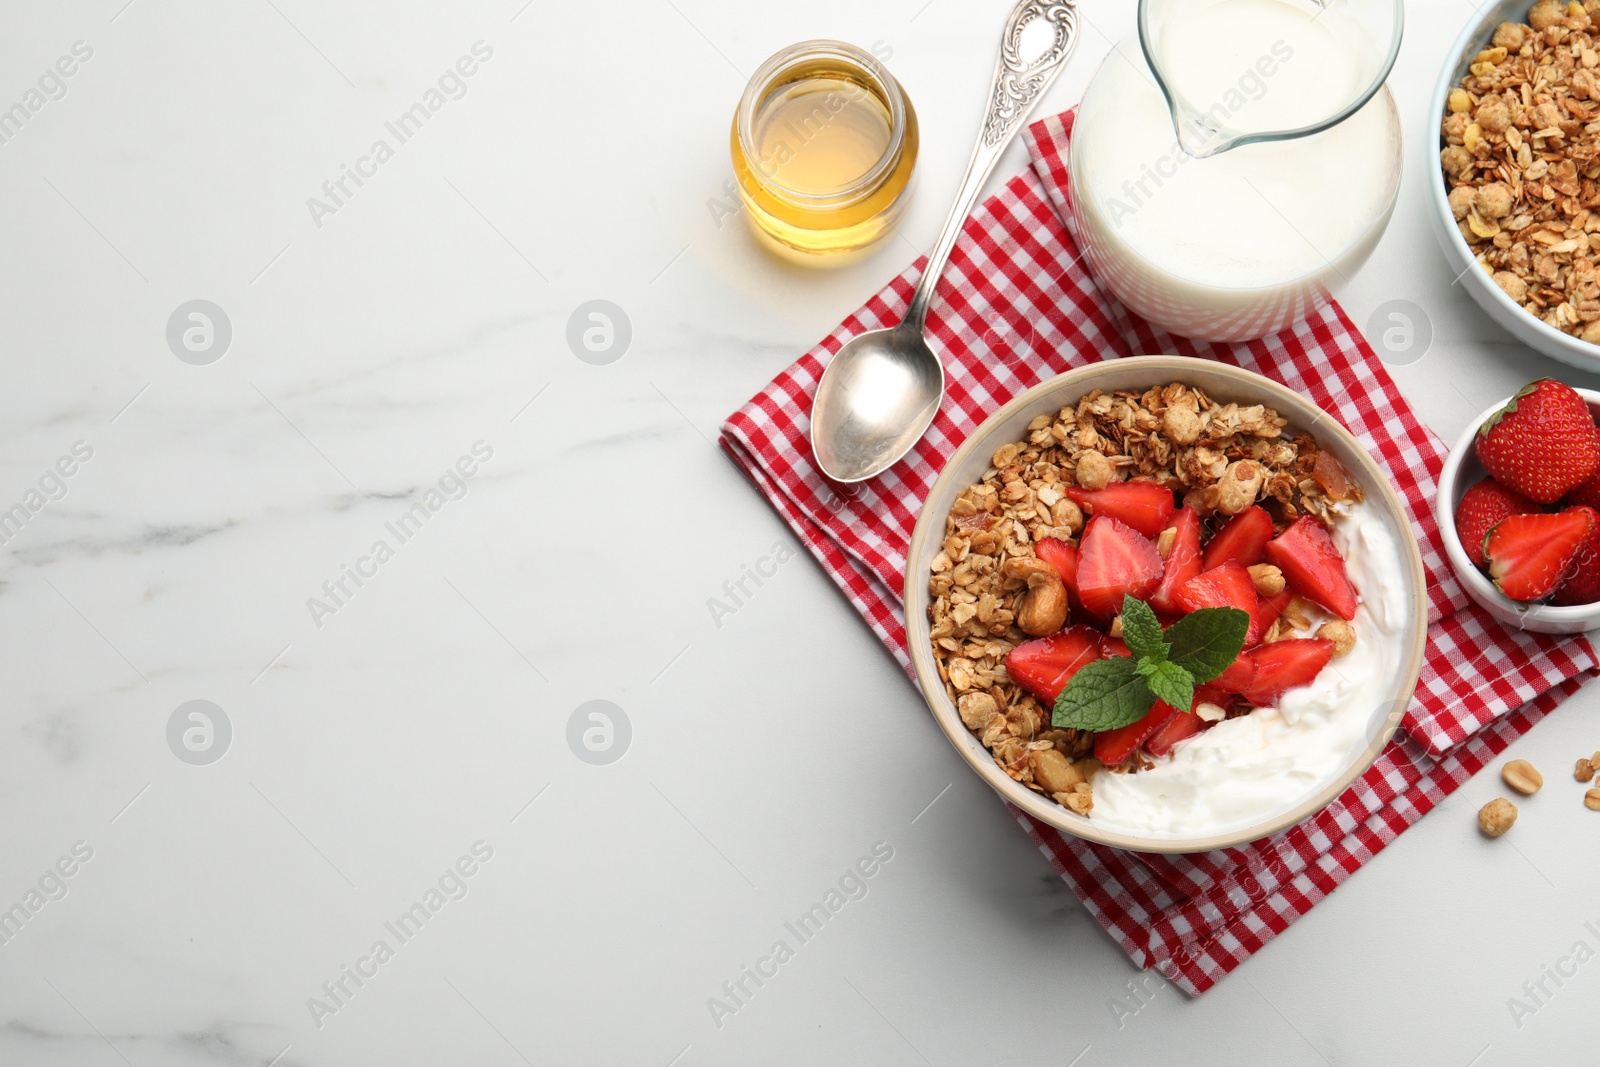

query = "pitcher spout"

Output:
[[1168, 100, 1233, 159]]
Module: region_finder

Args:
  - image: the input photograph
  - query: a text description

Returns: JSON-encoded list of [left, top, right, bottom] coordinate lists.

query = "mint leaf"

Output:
[[1120, 596, 1168, 663], [1144, 660, 1195, 711], [1052, 657, 1155, 732], [1164, 607, 1252, 683]]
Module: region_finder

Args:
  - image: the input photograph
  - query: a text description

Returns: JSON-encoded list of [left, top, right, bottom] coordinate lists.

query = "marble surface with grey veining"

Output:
[[2, 1, 1599, 1064]]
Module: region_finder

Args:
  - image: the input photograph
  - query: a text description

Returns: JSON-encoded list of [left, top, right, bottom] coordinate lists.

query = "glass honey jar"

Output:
[[731, 40, 919, 263]]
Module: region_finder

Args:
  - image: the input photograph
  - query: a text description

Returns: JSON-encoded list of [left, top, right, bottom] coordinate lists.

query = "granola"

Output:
[[1440, 0, 1600, 342], [928, 382, 1362, 816]]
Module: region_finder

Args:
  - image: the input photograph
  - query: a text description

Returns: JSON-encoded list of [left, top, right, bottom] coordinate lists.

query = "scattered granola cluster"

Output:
[[1440, 0, 1600, 342], [928, 383, 1362, 815]]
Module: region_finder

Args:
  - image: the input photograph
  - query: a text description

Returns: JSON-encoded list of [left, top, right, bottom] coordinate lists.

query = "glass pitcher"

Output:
[[1069, 0, 1405, 342]]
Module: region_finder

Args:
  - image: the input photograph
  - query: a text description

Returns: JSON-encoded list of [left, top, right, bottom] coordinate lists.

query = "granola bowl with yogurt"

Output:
[[903, 358, 1428, 853]]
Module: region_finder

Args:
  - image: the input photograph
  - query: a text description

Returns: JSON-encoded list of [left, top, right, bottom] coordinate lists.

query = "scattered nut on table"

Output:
[[1502, 759, 1544, 795], [1577, 756, 1596, 783], [1478, 797, 1518, 837], [1585, 788, 1600, 811]]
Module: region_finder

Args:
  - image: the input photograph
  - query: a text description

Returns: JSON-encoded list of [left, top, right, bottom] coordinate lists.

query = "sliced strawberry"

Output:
[[1033, 536, 1088, 619], [1485, 507, 1596, 602], [1094, 701, 1179, 765], [1265, 516, 1359, 620], [1037, 536, 1114, 627], [1174, 561, 1262, 644], [1004, 626, 1105, 702], [1193, 683, 1235, 713], [1064, 482, 1176, 538], [1202, 506, 1275, 571], [1210, 650, 1256, 694], [1455, 479, 1540, 568], [1253, 589, 1292, 644], [1034, 537, 1075, 586], [1076, 515, 1164, 616], [1145, 707, 1204, 758], [1150, 507, 1203, 614], [1552, 511, 1600, 606], [1241, 638, 1334, 707], [1101, 636, 1131, 658]]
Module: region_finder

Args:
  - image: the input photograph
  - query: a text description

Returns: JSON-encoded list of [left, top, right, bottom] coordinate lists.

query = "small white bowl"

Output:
[[1427, 0, 1600, 372], [1435, 388, 1600, 634]]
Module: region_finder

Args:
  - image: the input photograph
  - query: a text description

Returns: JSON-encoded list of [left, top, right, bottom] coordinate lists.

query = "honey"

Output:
[[731, 41, 918, 262]]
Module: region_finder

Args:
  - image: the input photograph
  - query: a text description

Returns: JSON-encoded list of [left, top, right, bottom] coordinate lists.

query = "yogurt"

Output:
[[1088, 503, 1410, 838]]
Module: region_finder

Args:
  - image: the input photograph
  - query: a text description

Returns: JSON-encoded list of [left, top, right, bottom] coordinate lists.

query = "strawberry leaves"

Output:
[[1052, 596, 1250, 733]]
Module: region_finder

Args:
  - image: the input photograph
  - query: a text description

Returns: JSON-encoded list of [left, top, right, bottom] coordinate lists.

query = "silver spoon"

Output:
[[810, 0, 1082, 483]]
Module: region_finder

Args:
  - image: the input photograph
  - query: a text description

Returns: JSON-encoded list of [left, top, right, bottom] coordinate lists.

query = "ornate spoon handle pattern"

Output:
[[904, 0, 1081, 335]]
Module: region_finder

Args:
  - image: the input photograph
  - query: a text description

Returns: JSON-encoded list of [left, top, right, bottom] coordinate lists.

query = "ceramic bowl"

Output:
[[1435, 388, 1600, 634], [1427, 0, 1600, 371], [903, 356, 1429, 853]]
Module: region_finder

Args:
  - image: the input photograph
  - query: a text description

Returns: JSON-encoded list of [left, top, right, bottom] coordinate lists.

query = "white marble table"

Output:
[[2, 0, 1598, 1063]]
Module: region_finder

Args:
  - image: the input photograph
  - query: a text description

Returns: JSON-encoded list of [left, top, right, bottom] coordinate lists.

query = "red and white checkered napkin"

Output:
[[719, 108, 1600, 994]]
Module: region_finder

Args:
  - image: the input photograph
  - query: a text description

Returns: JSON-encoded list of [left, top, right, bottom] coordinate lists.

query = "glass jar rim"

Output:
[[734, 39, 908, 207]]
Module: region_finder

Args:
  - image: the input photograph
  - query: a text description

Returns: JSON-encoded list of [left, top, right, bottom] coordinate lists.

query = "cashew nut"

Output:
[[1004, 556, 1069, 636]]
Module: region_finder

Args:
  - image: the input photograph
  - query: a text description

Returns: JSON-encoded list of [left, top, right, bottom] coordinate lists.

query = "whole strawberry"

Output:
[[1455, 478, 1540, 567], [1475, 379, 1600, 504], [1563, 424, 1600, 511]]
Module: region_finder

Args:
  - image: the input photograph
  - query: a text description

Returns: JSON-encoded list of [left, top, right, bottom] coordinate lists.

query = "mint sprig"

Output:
[[1142, 659, 1195, 711], [1120, 597, 1168, 661], [1164, 608, 1252, 683], [1051, 595, 1250, 733], [1047, 657, 1148, 732]]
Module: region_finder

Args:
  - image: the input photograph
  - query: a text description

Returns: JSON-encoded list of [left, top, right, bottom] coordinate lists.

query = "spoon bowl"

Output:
[[810, 325, 944, 483]]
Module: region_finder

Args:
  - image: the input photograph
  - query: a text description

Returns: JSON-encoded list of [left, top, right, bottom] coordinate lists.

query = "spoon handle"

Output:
[[904, 0, 1081, 335]]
